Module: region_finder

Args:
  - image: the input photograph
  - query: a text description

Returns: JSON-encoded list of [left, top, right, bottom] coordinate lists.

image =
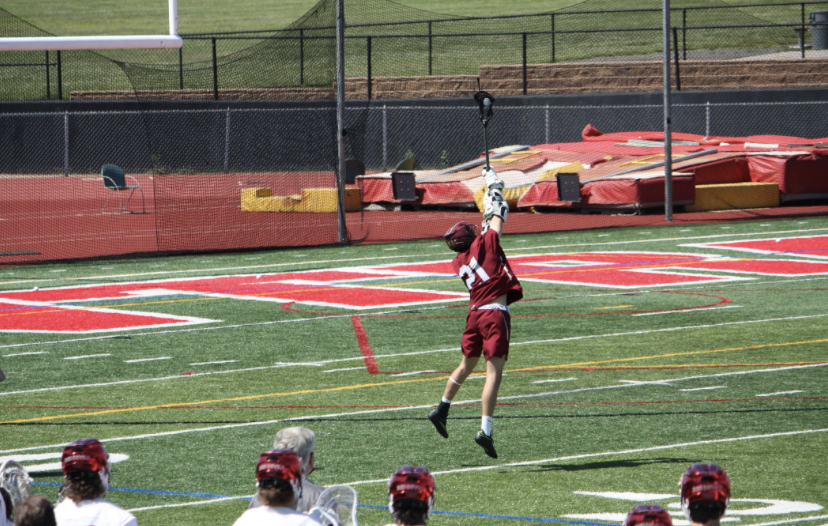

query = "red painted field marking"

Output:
[[350, 315, 379, 374], [685, 235, 828, 259]]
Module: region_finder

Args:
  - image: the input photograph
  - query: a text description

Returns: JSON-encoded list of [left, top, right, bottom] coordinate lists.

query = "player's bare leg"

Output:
[[475, 356, 504, 458], [428, 355, 479, 438]]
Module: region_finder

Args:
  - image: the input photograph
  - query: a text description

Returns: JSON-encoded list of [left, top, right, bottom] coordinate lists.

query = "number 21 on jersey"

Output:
[[459, 257, 490, 290]]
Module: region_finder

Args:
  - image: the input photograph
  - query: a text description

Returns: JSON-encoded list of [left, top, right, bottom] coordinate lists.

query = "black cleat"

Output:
[[427, 409, 449, 438], [475, 430, 498, 458]]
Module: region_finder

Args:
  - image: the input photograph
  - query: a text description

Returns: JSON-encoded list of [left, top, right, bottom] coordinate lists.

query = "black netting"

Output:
[[2, 0, 828, 263]]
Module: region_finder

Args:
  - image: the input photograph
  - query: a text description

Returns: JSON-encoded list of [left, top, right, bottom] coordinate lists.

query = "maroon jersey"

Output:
[[451, 229, 523, 310]]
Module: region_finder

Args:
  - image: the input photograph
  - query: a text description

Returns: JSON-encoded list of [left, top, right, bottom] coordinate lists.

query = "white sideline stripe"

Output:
[[2, 362, 824, 456], [323, 367, 364, 373], [679, 386, 726, 391], [189, 360, 237, 366], [532, 377, 578, 384], [2, 351, 48, 357], [4, 225, 826, 289], [747, 515, 828, 526], [756, 390, 804, 397], [124, 357, 171, 363], [5, 312, 828, 396], [633, 306, 742, 316], [64, 354, 110, 360], [345, 428, 828, 485], [128, 496, 244, 512], [390, 370, 437, 376]]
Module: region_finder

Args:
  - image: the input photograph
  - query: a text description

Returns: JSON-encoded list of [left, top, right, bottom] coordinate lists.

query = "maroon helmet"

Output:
[[680, 463, 730, 519], [388, 466, 436, 516], [256, 449, 303, 497], [444, 221, 479, 252], [625, 504, 673, 526], [61, 439, 109, 476]]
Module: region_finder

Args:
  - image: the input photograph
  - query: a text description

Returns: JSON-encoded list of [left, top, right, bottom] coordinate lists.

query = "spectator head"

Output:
[[61, 438, 110, 503], [625, 504, 673, 526], [255, 449, 303, 509], [680, 463, 730, 524], [388, 466, 435, 526], [13, 495, 56, 526], [273, 427, 316, 474]]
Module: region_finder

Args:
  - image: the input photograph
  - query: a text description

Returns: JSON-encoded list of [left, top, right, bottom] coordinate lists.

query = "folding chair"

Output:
[[102, 164, 145, 214]]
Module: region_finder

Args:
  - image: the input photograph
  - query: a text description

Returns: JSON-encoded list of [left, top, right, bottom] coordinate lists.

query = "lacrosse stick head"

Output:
[[0, 460, 33, 520], [474, 91, 495, 126], [311, 484, 359, 526], [388, 466, 435, 520]]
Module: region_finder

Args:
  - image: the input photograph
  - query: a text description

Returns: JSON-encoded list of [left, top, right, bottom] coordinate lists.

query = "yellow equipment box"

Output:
[[686, 182, 778, 212], [242, 187, 361, 213]]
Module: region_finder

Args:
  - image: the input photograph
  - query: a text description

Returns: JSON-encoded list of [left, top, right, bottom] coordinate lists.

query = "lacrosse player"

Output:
[[1, 459, 33, 526], [249, 427, 324, 513], [53, 438, 137, 526], [681, 464, 730, 526], [625, 504, 673, 526], [13, 495, 56, 526], [383, 466, 435, 526], [427, 167, 523, 458], [233, 449, 322, 526]]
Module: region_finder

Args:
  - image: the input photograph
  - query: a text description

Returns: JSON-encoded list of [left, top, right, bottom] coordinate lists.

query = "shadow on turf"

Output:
[[528, 457, 700, 472]]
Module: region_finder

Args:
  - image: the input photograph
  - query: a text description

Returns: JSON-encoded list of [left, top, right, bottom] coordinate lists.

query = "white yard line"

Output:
[[124, 357, 171, 363], [679, 386, 726, 392], [128, 496, 244, 512], [3, 362, 824, 456], [756, 390, 804, 397], [746, 515, 828, 526], [5, 312, 828, 397], [347, 427, 828, 484], [64, 354, 110, 360], [633, 305, 742, 316], [128, 428, 828, 511]]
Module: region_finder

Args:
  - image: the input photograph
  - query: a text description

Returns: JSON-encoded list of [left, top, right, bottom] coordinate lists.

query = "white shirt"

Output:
[[233, 506, 322, 526], [55, 498, 138, 526]]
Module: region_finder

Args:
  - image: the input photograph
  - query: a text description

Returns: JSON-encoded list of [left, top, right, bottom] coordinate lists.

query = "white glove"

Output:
[[483, 189, 508, 222], [483, 167, 504, 191]]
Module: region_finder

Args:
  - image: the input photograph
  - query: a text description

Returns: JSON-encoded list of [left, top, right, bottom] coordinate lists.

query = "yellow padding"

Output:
[[686, 183, 779, 212], [242, 187, 361, 213], [537, 162, 584, 181], [474, 185, 529, 213]]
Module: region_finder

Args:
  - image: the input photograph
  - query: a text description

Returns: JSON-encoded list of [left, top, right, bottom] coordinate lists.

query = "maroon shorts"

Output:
[[461, 306, 511, 361]]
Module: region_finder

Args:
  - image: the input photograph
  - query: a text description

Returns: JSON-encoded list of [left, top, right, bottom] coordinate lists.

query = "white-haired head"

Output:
[[273, 427, 316, 472]]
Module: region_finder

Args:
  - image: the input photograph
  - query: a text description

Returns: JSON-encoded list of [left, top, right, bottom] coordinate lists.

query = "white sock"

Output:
[[481, 416, 493, 435], [441, 397, 452, 405]]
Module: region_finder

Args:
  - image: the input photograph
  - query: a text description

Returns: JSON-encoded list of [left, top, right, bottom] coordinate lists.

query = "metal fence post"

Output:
[[801, 3, 806, 59], [57, 50, 62, 101], [179, 46, 184, 89], [382, 104, 388, 170], [300, 28, 305, 85], [428, 21, 433, 75], [682, 9, 687, 60], [522, 33, 528, 95], [367, 36, 372, 100], [64, 111, 69, 177], [45, 51, 51, 100], [673, 27, 681, 91], [705, 101, 711, 137], [224, 108, 231, 173], [551, 14, 556, 63], [212, 37, 218, 100]]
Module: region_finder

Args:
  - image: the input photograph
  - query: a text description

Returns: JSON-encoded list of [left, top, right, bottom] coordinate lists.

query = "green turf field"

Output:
[[1, 216, 827, 526]]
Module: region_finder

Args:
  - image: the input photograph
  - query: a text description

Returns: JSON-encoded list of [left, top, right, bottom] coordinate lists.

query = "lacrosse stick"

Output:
[[0, 460, 32, 518], [309, 484, 359, 526], [473, 83, 495, 171]]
